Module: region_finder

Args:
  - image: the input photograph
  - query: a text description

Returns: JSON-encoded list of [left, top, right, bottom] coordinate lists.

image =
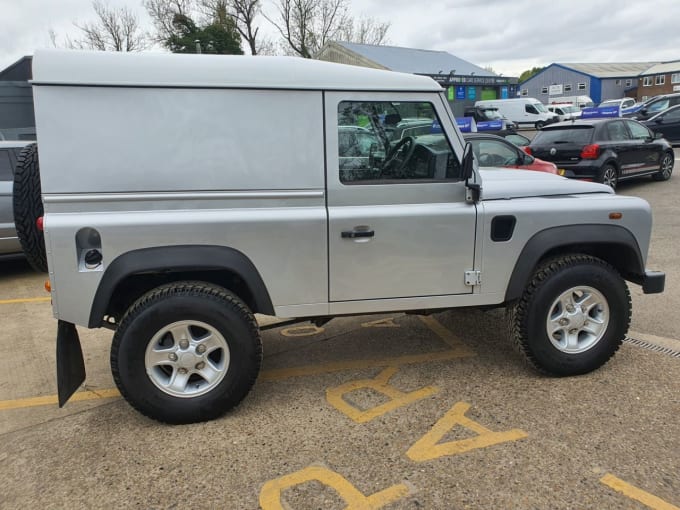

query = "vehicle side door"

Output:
[[601, 120, 636, 174], [624, 120, 662, 176], [324, 92, 477, 310], [651, 107, 680, 142], [0, 149, 18, 252]]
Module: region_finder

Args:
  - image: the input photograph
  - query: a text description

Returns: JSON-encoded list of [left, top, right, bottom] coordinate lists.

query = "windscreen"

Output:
[[533, 126, 593, 145]]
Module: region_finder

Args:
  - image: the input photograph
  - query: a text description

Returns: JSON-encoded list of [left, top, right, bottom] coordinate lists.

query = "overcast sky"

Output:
[[2, 0, 680, 76]]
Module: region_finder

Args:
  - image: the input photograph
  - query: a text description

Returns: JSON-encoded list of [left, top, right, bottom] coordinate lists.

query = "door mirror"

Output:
[[462, 142, 474, 180], [654, 132, 664, 139], [523, 154, 534, 165]]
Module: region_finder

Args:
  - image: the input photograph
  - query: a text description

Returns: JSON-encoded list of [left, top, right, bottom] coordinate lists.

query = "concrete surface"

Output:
[[0, 151, 679, 509]]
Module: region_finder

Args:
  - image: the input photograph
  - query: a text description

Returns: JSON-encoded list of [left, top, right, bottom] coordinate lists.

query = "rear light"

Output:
[[36, 216, 44, 231], [523, 146, 532, 155], [580, 144, 600, 159]]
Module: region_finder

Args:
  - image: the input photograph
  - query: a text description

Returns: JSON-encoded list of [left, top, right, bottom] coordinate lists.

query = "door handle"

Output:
[[341, 229, 375, 239]]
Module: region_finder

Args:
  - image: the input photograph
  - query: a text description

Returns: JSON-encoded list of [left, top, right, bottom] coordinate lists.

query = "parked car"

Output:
[[527, 118, 674, 189], [640, 104, 680, 144], [496, 130, 532, 147], [599, 98, 637, 110], [0, 141, 32, 259], [464, 133, 557, 174], [622, 92, 680, 121], [463, 105, 518, 130], [547, 104, 582, 121]]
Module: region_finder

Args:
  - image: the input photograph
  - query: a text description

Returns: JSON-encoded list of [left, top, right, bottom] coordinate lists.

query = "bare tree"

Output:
[[68, 1, 149, 51], [226, 0, 262, 55], [265, 0, 351, 58], [144, 0, 196, 43], [341, 17, 390, 46]]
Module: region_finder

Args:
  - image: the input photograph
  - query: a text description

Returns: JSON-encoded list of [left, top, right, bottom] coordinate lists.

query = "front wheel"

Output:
[[652, 152, 673, 181], [535, 121, 545, 130], [111, 281, 262, 424], [508, 254, 631, 376]]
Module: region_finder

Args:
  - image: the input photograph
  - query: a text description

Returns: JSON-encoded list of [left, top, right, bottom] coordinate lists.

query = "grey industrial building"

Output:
[[316, 41, 519, 116], [519, 62, 656, 105], [0, 56, 35, 140]]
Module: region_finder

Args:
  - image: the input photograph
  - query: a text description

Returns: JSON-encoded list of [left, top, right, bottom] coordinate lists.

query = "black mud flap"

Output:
[[56, 320, 86, 407]]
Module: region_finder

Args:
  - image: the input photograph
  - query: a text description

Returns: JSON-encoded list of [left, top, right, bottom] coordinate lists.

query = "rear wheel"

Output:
[[652, 152, 673, 181], [12, 143, 47, 272], [508, 254, 630, 376], [598, 164, 618, 190], [111, 281, 262, 424]]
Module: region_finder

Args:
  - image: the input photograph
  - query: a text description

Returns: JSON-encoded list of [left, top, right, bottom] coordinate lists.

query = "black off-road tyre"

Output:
[[508, 254, 631, 376], [652, 151, 674, 181], [111, 281, 262, 424], [12, 143, 48, 272]]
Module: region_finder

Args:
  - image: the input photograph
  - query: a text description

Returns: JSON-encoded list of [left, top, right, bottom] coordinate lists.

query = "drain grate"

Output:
[[624, 337, 680, 358]]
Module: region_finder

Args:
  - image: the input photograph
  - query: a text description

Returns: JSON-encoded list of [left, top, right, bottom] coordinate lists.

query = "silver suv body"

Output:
[[27, 50, 665, 423], [0, 140, 31, 258]]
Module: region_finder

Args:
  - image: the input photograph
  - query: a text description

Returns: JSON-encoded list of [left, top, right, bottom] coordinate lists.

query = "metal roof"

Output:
[[641, 61, 680, 75], [31, 50, 441, 92], [557, 62, 657, 78], [332, 42, 496, 76]]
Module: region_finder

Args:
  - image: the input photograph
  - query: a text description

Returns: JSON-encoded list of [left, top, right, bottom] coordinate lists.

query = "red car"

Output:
[[464, 133, 557, 174]]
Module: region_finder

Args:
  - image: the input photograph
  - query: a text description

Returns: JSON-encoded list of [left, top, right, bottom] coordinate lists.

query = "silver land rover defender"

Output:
[[16, 50, 664, 424]]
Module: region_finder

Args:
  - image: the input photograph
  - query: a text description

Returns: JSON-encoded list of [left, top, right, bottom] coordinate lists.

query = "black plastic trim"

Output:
[[88, 245, 274, 327], [491, 215, 516, 242], [505, 224, 645, 302], [632, 270, 665, 294], [56, 320, 85, 406]]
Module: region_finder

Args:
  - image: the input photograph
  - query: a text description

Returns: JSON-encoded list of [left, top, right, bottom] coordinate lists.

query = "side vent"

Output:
[[491, 215, 516, 242]]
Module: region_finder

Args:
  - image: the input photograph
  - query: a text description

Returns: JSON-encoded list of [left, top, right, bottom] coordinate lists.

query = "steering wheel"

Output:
[[382, 136, 417, 177]]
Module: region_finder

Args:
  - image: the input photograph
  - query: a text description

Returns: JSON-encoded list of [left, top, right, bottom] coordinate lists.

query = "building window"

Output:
[[615, 79, 621, 86], [625, 79, 632, 87], [520, 88, 528, 96], [656, 75, 665, 85], [643, 76, 653, 86], [672, 73, 680, 84], [577, 83, 586, 90], [641, 95, 649, 101], [541, 86, 548, 94], [564, 83, 572, 92]]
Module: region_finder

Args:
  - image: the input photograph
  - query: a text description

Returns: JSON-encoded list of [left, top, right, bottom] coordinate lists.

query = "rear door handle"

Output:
[[341, 229, 375, 239]]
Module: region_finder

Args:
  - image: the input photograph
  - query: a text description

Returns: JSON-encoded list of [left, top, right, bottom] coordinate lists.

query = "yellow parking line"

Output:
[[0, 315, 474, 411], [0, 297, 51, 305], [0, 388, 121, 411], [601, 474, 679, 510]]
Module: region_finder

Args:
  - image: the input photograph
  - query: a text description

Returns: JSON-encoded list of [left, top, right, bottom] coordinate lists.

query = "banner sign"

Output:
[[581, 106, 621, 118], [456, 86, 466, 100]]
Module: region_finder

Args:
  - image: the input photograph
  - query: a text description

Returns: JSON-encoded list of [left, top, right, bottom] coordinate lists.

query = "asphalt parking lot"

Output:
[[1, 153, 679, 509]]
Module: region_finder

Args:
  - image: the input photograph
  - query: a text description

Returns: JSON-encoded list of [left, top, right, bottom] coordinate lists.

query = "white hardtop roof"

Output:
[[32, 50, 442, 92]]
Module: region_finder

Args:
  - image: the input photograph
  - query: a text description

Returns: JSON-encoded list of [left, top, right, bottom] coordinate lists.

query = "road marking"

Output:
[[0, 388, 120, 411], [259, 465, 411, 510], [280, 324, 326, 337], [600, 474, 679, 510], [361, 317, 400, 328], [406, 401, 528, 461], [0, 316, 474, 410], [326, 366, 439, 423], [0, 297, 51, 305]]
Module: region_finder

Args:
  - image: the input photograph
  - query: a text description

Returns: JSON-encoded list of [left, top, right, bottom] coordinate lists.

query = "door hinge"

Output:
[[464, 270, 482, 286]]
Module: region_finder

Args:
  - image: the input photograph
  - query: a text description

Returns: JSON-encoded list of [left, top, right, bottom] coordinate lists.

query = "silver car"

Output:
[[0, 141, 31, 258]]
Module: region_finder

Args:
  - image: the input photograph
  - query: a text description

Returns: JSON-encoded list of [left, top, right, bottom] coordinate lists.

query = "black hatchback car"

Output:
[[527, 118, 674, 189]]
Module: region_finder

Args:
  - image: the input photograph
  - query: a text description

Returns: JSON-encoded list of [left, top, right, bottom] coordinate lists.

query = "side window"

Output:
[[525, 104, 538, 115], [0, 150, 13, 181], [606, 121, 631, 141], [662, 108, 680, 121], [626, 121, 652, 140], [337, 101, 461, 184], [472, 140, 519, 167]]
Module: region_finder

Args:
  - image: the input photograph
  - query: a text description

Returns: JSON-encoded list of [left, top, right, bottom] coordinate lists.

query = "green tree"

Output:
[[166, 12, 243, 54], [518, 66, 544, 83]]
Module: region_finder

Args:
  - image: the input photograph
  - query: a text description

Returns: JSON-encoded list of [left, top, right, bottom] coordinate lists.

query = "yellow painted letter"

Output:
[[407, 401, 528, 461], [259, 465, 411, 510], [326, 366, 439, 423]]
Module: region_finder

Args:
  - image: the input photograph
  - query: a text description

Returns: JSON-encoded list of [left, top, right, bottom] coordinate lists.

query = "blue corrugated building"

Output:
[[520, 62, 656, 105]]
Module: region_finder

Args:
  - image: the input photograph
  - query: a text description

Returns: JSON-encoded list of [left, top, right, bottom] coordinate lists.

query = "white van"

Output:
[[474, 98, 558, 129], [547, 103, 582, 121], [550, 95, 594, 109]]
